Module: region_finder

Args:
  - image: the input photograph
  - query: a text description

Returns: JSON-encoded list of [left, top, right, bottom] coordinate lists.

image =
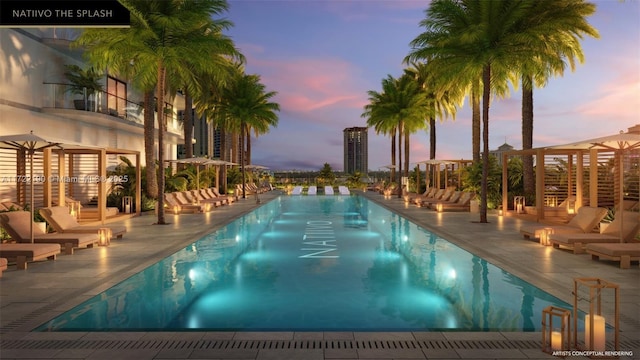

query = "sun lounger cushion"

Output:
[[0, 211, 99, 254], [585, 243, 640, 269], [40, 207, 127, 238], [520, 206, 607, 239], [0, 243, 60, 270]]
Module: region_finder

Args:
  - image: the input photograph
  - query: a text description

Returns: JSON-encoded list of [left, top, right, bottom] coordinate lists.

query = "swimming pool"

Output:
[[37, 195, 570, 331]]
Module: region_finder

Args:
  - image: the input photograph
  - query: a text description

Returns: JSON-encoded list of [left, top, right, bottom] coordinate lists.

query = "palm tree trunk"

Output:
[[429, 116, 436, 159], [219, 126, 227, 193], [397, 123, 403, 198], [390, 133, 396, 184], [184, 90, 193, 158], [404, 131, 410, 179], [522, 76, 535, 197], [472, 82, 481, 164], [143, 91, 158, 198], [480, 64, 491, 223], [240, 123, 246, 199], [156, 63, 166, 225], [246, 127, 252, 166]]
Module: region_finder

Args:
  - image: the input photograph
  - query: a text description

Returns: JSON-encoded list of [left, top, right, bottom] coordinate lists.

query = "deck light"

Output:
[[173, 205, 180, 215], [539, 227, 553, 246], [98, 228, 112, 246], [514, 196, 525, 214]]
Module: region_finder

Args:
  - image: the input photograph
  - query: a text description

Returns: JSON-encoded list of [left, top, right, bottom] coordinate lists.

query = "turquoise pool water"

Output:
[[37, 195, 570, 331]]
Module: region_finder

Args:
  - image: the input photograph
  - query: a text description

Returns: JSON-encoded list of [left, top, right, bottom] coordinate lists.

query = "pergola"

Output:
[[414, 159, 473, 190], [500, 127, 640, 222], [2, 144, 141, 223]]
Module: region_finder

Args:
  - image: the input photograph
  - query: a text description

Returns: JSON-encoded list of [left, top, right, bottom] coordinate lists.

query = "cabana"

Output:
[[500, 125, 640, 223], [0, 134, 141, 224], [414, 159, 473, 191]]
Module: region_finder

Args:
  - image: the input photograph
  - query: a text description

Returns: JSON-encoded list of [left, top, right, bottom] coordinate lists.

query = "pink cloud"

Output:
[[246, 55, 369, 116]]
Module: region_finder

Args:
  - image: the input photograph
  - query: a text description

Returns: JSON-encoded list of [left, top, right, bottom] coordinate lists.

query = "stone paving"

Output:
[[0, 190, 638, 359]]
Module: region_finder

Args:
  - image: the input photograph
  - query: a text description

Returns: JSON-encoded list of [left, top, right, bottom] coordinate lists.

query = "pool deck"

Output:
[[1, 190, 638, 359]]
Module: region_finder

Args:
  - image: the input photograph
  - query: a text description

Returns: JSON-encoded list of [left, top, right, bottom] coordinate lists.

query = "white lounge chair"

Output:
[[325, 186, 334, 195], [308, 186, 317, 195], [338, 186, 350, 195], [291, 186, 303, 195]]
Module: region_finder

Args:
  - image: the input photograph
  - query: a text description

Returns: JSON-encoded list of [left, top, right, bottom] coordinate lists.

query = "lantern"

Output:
[[542, 305, 571, 353]]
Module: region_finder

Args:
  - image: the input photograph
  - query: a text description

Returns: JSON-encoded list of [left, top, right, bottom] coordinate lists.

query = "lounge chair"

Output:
[[325, 186, 334, 195], [430, 192, 474, 212], [39, 206, 126, 239], [549, 210, 640, 254], [519, 206, 608, 240], [308, 186, 317, 195], [0, 243, 60, 270], [585, 243, 640, 269], [191, 189, 223, 207], [209, 188, 236, 204], [418, 187, 455, 207], [338, 186, 350, 195], [0, 211, 100, 255], [164, 193, 204, 214], [291, 186, 303, 195], [408, 188, 437, 204], [0, 257, 7, 277]]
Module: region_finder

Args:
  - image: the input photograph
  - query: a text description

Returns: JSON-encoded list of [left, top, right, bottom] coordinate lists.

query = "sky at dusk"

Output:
[[224, 0, 640, 172]]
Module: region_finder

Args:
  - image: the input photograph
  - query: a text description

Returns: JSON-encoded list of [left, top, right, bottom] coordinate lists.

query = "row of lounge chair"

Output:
[[164, 188, 238, 213], [407, 187, 474, 212], [0, 207, 127, 271], [520, 206, 640, 269]]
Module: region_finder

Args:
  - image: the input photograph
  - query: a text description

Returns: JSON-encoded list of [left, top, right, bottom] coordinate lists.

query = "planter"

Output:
[[469, 200, 479, 213]]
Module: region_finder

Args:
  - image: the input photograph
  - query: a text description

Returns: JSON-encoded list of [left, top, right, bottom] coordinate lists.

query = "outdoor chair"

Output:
[[39, 206, 126, 239], [519, 206, 608, 240]]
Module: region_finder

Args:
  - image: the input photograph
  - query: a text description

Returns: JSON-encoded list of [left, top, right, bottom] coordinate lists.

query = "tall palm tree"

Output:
[[214, 72, 280, 198], [516, 0, 598, 196], [75, 0, 238, 224], [407, 0, 552, 222], [362, 74, 430, 197], [362, 86, 397, 185]]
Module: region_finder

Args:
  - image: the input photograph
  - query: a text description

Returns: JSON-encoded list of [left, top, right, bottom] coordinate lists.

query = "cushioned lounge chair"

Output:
[[431, 192, 475, 212], [585, 243, 640, 269], [549, 210, 640, 254], [519, 206, 608, 240], [0, 243, 60, 270], [211, 188, 237, 203], [39, 207, 126, 239], [191, 189, 223, 207], [0, 211, 99, 255], [418, 187, 455, 207], [408, 188, 436, 204], [0, 257, 7, 277], [164, 193, 203, 213]]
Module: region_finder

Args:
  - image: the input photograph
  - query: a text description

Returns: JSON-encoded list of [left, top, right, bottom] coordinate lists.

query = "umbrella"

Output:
[[0, 131, 63, 243], [550, 131, 640, 242]]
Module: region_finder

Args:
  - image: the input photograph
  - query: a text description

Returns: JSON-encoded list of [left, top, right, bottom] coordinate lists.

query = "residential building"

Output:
[[343, 127, 368, 175], [0, 28, 184, 205]]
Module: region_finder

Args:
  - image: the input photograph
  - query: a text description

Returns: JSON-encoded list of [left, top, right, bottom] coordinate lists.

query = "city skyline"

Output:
[[225, 0, 640, 171]]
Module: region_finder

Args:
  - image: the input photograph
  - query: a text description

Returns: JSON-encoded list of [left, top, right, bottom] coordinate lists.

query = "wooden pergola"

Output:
[[500, 128, 640, 222], [414, 159, 473, 191], [40, 147, 142, 222]]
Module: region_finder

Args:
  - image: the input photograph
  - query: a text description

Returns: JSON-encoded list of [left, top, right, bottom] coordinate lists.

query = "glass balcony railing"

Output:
[[42, 83, 183, 134]]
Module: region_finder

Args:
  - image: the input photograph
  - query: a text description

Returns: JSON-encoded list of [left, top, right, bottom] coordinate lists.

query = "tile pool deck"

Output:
[[0, 190, 638, 359]]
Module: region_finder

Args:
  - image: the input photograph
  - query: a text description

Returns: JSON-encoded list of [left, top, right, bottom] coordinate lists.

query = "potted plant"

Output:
[[64, 64, 104, 111]]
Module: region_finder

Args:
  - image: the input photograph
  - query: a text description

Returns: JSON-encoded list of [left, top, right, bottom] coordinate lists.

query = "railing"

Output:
[[42, 83, 183, 134]]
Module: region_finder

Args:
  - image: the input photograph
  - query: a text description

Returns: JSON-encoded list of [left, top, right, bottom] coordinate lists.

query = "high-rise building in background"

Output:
[[343, 127, 368, 175]]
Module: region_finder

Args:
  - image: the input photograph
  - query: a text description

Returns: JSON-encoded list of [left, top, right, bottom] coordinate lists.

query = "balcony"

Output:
[[42, 83, 183, 136]]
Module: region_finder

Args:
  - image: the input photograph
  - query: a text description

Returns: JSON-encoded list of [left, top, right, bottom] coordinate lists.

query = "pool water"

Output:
[[37, 195, 570, 331]]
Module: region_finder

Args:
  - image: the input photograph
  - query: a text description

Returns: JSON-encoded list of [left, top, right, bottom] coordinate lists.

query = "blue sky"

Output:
[[224, 0, 640, 171]]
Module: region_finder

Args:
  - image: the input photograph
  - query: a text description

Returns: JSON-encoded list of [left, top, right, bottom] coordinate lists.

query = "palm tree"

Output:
[[407, 0, 575, 222], [363, 85, 398, 187], [75, 0, 239, 224], [517, 0, 598, 197], [362, 74, 430, 197], [214, 72, 279, 198]]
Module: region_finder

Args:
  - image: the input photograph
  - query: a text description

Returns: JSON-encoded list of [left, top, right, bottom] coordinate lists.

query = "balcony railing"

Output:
[[42, 83, 183, 134]]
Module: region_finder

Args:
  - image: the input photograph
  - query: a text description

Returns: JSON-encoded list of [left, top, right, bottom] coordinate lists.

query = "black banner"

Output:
[[0, 0, 130, 27]]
